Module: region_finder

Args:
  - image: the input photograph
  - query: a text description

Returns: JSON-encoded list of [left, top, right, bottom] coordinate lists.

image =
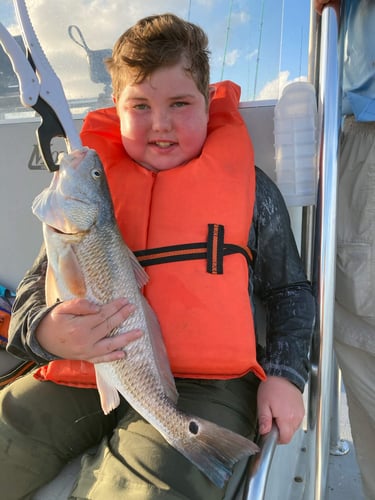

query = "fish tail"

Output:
[[175, 417, 259, 489]]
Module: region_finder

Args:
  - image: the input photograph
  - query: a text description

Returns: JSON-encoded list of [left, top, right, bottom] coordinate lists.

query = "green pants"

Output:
[[0, 370, 259, 500]]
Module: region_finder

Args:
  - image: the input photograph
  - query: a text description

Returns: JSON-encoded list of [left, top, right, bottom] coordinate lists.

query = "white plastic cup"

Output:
[[274, 81, 318, 206]]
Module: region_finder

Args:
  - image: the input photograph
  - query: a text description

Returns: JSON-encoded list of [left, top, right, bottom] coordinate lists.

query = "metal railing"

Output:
[[241, 5, 342, 500], [308, 5, 341, 499], [242, 424, 279, 500]]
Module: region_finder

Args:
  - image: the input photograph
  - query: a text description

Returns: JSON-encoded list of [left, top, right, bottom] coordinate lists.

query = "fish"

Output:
[[32, 147, 259, 488]]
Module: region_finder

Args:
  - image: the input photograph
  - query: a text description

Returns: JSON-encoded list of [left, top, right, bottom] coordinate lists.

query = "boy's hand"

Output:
[[257, 376, 305, 444], [36, 297, 143, 363]]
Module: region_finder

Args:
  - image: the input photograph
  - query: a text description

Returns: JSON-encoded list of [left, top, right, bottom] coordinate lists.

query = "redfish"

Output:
[[32, 147, 259, 488]]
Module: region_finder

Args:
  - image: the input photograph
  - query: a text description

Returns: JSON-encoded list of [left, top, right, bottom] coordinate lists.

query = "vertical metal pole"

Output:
[[312, 6, 341, 499], [302, 0, 320, 281], [329, 354, 350, 456], [253, 0, 265, 99], [220, 0, 233, 81]]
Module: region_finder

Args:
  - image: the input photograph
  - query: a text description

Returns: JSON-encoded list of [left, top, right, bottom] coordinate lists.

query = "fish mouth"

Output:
[[46, 223, 88, 237], [48, 225, 77, 236], [39, 196, 96, 236]]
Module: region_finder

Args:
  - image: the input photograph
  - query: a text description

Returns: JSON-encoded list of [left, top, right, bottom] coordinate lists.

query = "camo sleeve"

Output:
[[250, 167, 316, 392], [7, 245, 60, 364]]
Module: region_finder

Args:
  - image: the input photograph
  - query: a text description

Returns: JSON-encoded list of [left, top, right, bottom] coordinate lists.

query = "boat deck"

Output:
[[327, 386, 364, 500]]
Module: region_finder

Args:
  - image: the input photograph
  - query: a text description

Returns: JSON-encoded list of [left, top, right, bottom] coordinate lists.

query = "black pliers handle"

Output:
[[0, 0, 82, 171]]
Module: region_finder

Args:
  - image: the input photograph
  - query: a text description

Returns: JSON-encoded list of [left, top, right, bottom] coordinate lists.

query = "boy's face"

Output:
[[115, 61, 211, 172]]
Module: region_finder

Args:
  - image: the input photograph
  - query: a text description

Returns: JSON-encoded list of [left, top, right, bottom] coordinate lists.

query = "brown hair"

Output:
[[106, 13, 210, 103]]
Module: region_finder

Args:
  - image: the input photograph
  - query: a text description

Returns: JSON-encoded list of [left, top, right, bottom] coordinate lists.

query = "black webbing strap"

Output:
[[134, 224, 252, 274], [0, 360, 35, 389]]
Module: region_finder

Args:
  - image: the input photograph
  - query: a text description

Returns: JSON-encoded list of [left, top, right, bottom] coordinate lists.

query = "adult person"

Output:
[[315, 2, 375, 499]]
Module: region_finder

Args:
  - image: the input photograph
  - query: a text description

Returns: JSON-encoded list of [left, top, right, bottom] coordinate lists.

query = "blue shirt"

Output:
[[342, 0, 375, 120]]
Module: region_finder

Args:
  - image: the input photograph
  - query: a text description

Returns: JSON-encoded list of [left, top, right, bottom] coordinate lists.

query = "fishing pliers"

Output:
[[0, 0, 82, 171]]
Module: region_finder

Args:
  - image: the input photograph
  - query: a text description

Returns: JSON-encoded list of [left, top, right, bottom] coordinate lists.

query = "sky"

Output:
[[0, 0, 312, 112]]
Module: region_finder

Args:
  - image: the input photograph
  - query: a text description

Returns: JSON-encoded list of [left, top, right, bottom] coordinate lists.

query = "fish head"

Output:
[[32, 147, 112, 236]]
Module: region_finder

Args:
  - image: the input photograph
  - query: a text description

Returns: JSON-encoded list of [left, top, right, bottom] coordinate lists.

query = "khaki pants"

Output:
[[336, 117, 375, 338], [334, 340, 375, 500], [0, 371, 258, 500], [334, 117, 375, 500]]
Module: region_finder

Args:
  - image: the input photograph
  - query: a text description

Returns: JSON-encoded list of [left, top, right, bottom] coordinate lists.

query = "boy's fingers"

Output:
[[257, 405, 273, 435], [54, 298, 101, 316], [92, 300, 136, 336], [91, 329, 143, 363]]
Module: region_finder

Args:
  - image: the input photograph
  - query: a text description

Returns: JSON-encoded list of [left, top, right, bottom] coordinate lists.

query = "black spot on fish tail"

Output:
[[189, 420, 199, 435]]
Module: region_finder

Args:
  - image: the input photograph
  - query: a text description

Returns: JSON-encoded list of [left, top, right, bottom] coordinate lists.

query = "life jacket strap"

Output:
[[134, 224, 252, 274]]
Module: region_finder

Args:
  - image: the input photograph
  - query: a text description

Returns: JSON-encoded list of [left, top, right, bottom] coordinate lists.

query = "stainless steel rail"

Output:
[[309, 5, 341, 500], [243, 424, 279, 500], [329, 355, 349, 456]]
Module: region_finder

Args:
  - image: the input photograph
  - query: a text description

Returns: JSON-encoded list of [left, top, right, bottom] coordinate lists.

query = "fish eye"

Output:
[[91, 169, 101, 180]]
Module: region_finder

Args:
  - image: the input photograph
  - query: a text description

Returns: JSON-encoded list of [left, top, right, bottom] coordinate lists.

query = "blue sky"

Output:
[[1, 0, 312, 104]]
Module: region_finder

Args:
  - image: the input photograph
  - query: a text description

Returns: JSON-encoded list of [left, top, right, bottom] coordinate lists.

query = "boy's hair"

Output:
[[106, 13, 211, 103]]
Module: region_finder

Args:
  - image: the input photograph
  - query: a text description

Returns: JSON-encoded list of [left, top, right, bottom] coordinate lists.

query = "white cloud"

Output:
[[246, 49, 258, 61], [224, 49, 240, 67], [257, 71, 307, 100], [23, 0, 193, 102], [233, 10, 250, 25]]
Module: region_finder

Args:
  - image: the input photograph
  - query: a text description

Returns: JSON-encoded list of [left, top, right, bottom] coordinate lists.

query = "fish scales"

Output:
[[32, 147, 259, 488]]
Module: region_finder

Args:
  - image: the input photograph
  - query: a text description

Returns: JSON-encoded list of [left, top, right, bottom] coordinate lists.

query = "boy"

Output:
[[0, 13, 315, 499]]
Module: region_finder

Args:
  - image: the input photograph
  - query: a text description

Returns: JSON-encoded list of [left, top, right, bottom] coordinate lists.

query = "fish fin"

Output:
[[141, 296, 179, 404], [174, 417, 259, 488], [95, 364, 120, 415], [128, 249, 149, 288], [59, 246, 87, 297], [45, 263, 60, 307]]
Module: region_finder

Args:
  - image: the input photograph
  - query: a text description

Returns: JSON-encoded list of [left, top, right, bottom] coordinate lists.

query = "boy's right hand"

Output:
[[35, 297, 143, 363]]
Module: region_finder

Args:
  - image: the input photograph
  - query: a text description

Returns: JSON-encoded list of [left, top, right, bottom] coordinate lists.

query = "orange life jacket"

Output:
[[34, 80, 266, 388]]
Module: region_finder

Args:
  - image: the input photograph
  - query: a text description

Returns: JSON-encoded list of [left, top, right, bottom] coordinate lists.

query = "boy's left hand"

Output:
[[257, 376, 305, 444]]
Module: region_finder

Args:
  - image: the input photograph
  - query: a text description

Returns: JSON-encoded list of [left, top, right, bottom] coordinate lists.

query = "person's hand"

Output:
[[257, 376, 305, 444], [36, 297, 142, 363], [315, 0, 340, 16]]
